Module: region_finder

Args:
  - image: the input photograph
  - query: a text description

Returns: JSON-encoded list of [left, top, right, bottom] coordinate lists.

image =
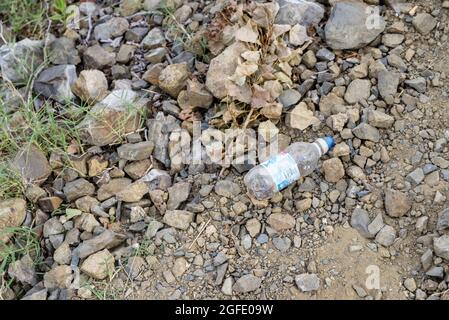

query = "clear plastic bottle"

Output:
[[244, 137, 335, 200]]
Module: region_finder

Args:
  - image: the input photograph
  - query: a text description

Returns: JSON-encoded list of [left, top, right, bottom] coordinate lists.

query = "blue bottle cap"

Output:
[[324, 136, 335, 150]]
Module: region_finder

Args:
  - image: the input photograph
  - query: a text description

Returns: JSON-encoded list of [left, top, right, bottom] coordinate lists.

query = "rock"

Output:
[[0, 38, 43, 83], [116, 181, 149, 202], [49, 37, 80, 65], [406, 168, 424, 185], [143, 0, 161, 10], [147, 112, 181, 167], [167, 182, 191, 210], [172, 257, 189, 278], [7, 254, 37, 285], [117, 141, 154, 161], [126, 256, 146, 279], [350, 208, 371, 238], [78, 89, 143, 146], [382, 33, 404, 47], [319, 92, 344, 116], [322, 158, 345, 183], [316, 48, 335, 61], [206, 42, 247, 99], [214, 180, 241, 198], [295, 273, 320, 292], [437, 208, 449, 231], [377, 70, 400, 99], [63, 178, 95, 202], [405, 78, 427, 93], [367, 213, 384, 237], [412, 13, 437, 35], [83, 45, 116, 69], [124, 159, 151, 180], [80, 249, 115, 280], [233, 274, 262, 293], [289, 24, 310, 46], [279, 89, 301, 108], [426, 266, 444, 279], [222, 277, 233, 295], [344, 79, 371, 104], [434, 235, 449, 260], [140, 169, 172, 191], [22, 287, 48, 300], [97, 178, 132, 201], [174, 5, 193, 23], [94, 17, 129, 41], [325, 2, 385, 50], [144, 47, 166, 63], [286, 102, 319, 130], [53, 242, 72, 265], [71, 70, 108, 104], [158, 63, 189, 98], [273, 237, 291, 252], [421, 249, 433, 271], [163, 210, 194, 230], [43, 217, 64, 237], [275, 0, 324, 26], [38, 196, 63, 213], [0, 198, 27, 242], [119, 0, 142, 16], [141, 27, 166, 49], [267, 213, 295, 231], [404, 278, 417, 292], [143, 64, 164, 86], [352, 123, 380, 142], [375, 225, 396, 247], [145, 219, 164, 239], [43, 265, 73, 289], [367, 110, 394, 128], [12, 144, 51, 186], [34, 65, 77, 103], [296, 198, 312, 212], [177, 79, 213, 109], [73, 230, 126, 259], [384, 189, 411, 218], [246, 218, 261, 237]]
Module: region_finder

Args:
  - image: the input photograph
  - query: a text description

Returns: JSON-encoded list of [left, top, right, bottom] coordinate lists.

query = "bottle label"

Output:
[[261, 152, 300, 192]]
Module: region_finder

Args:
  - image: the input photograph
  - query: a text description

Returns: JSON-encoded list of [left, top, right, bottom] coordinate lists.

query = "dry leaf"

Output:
[[278, 61, 292, 77], [251, 2, 280, 28], [241, 50, 260, 62], [287, 102, 320, 130], [261, 102, 282, 120], [225, 80, 252, 104], [235, 20, 259, 44], [275, 71, 293, 86], [272, 24, 291, 39], [251, 84, 271, 109], [263, 80, 283, 100]]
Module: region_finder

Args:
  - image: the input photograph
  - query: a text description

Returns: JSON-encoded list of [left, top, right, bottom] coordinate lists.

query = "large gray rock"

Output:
[[344, 79, 371, 104], [375, 225, 396, 247], [0, 39, 44, 84], [352, 123, 380, 142], [275, 0, 324, 26], [34, 65, 77, 103], [206, 41, 247, 99], [78, 89, 145, 146], [325, 2, 386, 50]]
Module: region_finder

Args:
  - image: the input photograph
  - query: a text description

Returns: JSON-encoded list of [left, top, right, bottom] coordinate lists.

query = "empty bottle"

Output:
[[244, 136, 335, 200]]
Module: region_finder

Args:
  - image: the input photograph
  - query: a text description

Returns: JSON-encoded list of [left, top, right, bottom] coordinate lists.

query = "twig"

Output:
[[84, 13, 93, 45], [188, 218, 211, 250]]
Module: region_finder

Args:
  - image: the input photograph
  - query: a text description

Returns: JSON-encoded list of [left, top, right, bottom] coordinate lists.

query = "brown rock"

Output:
[[71, 70, 108, 104], [116, 181, 149, 202], [0, 198, 27, 242], [80, 249, 115, 280], [38, 196, 63, 213], [267, 213, 295, 231], [158, 63, 189, 98], [97, 178, 132, 201], [385, 189, 411, 218], [43, 265, 73, 289], [12, 144, 51, 186], [322, 158, 345, 183]]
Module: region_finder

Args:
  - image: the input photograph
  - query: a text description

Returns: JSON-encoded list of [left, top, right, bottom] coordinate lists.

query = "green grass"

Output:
[[0, 164, 25, 199], [0, 0, 47, 39], [0, 227, 42, 281]]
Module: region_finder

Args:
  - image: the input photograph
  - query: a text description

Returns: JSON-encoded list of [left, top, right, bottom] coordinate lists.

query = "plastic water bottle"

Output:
[[244, 137, 335, 200]]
